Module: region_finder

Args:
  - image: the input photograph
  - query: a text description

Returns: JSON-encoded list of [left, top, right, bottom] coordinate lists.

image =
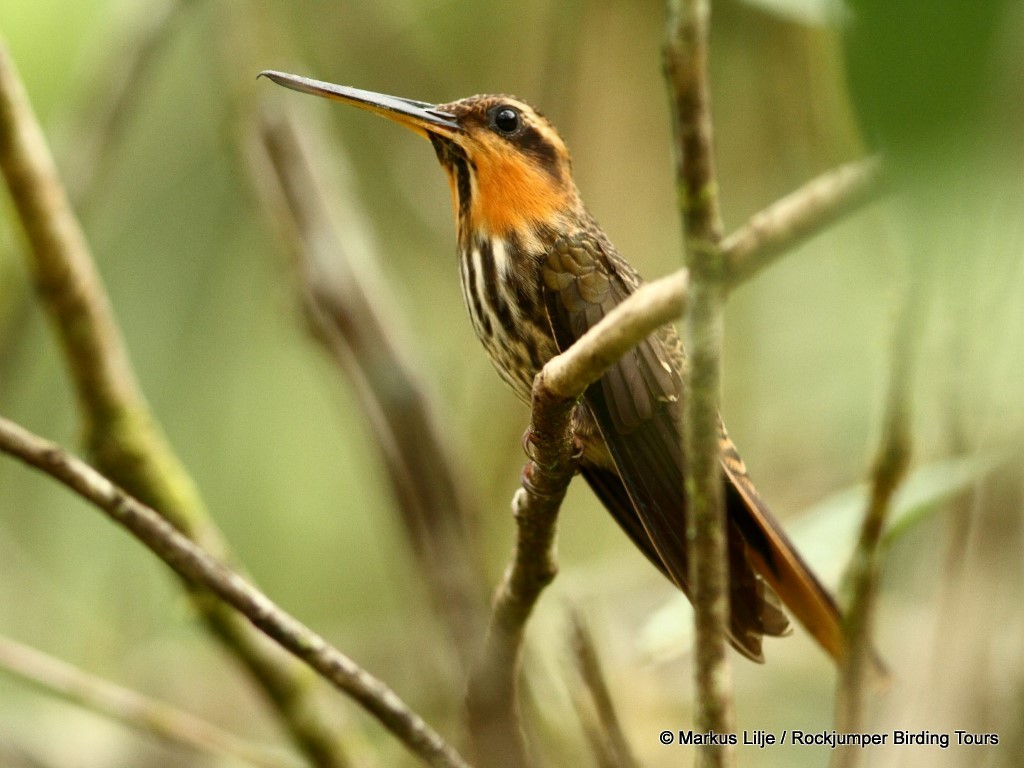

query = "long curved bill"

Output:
[[258, 70, 460, 139]]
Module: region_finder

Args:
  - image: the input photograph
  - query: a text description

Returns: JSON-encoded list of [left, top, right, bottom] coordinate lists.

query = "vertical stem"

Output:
[[664, 2, 733, 767], [684, 262, 730, 755]]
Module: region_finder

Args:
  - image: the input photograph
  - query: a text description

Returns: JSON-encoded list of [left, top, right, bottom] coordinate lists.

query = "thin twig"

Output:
[[0, 39, 352, 768], [0, 416, 473, 768], [568, 611, 639, 768], [251, 110, 488, 675], [664, 3, 734, 767], [722, 157, 884, 289], [0, 636, 299, 768], [831, 272, 921, 768]]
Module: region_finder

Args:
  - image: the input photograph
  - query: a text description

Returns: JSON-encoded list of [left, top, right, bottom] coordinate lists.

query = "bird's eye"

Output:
[[493, 106, 521, 134]]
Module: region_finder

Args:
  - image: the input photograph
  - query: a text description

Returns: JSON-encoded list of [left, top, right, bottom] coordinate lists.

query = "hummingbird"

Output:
[[260, 70, 844, 664]]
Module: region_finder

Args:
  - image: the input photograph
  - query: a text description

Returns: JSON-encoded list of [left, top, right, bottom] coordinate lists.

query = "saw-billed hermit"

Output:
[[260, 69, 845, 663]]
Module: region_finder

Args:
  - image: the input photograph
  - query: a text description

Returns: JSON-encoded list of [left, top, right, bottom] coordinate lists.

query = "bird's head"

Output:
[[259, 71, 582, 241]]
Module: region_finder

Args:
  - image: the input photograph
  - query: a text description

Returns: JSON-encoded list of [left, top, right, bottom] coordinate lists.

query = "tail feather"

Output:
[[720, 441, 845, 663]]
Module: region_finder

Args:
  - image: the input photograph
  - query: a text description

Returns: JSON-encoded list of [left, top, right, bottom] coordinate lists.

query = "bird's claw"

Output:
[[521, 426, 541, 463], [522, 426, 585, 467]]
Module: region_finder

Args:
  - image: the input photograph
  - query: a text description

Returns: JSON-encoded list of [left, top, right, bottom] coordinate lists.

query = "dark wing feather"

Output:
[[542, 232, 829, 662]]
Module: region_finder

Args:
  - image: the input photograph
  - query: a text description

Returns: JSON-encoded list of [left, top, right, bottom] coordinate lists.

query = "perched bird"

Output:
[[260, 70, 844, 663]]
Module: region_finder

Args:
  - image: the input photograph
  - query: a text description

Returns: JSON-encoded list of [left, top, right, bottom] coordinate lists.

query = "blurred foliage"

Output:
[[843, 0, 1008, 157], [1, 0, 1023, 766]]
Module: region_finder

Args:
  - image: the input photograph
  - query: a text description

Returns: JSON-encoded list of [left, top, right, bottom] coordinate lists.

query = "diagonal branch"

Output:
[[723, 157, 884, 289], [0, 38, 350, 768], [0, 636, 299, 768], [0, 415, 472, 768], [568, 610, 639, 768], [542, 269, 689, 400]]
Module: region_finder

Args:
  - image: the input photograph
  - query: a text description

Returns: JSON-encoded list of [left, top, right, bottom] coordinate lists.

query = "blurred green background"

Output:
[[1, 0, 1022, 766]]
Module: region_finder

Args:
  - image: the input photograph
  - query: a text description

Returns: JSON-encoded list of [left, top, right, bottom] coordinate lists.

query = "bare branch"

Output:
[[723, 157, 884, 289], [0, 416, 473, 768], [0, 636, 299, 768], [568, 611, 639, 768], [0, 41, 352, 767], [664, 0, 723, 247], [540, 157, 878, 399], [664, 2, 734, 766]]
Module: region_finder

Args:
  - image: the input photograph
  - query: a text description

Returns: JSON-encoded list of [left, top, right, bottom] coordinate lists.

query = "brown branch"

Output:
[[664, 2, 734, 766], [0, 636, 299, 768], [722, 157, 884, 289], [249, 110, 488, 675], [0, 415, 473, 768], [0, 39, 351, 768], [831, 271, 921, 768], [568, 611, 639, 768]]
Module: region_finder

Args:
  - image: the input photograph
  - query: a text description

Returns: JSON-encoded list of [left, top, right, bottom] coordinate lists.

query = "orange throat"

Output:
[[446, 138, 569, 238]]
